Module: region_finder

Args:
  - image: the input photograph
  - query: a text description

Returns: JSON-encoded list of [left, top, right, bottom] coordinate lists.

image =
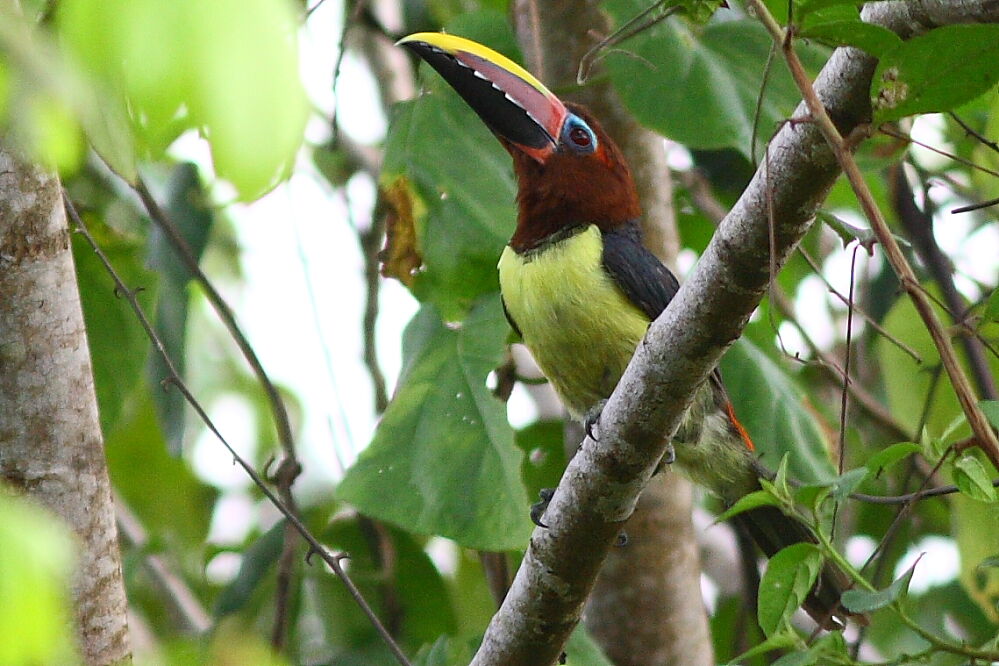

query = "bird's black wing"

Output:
[[602, 222, 731, 388], [601, 222, 680, 322], [501, 295, 522, 338]]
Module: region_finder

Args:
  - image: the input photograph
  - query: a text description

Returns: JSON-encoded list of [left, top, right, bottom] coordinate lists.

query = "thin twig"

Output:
[[131, 177, 303, 649], [680, 166, 914, 440], [951, 195, 999, 214], [798, 247, 923, 363], [576, 0, 679, 84], [831, 244, 860, 538], [949, 111, 999, 154], [65, 193, 412, 666], [878, 125, 999, 179], [770, 288, 914, 441], [753, 16, 999, 467], [888, 162, 997, 400]]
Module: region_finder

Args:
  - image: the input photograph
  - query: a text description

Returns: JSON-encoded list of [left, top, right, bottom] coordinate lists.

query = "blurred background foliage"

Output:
[[1, 0, 998, 663]]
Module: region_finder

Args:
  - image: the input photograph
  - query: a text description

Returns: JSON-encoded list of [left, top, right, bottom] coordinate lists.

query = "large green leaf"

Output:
[[381, 93, 515, 320], [872, 25, 999, 123], [72, 222, 157, 435], [337, 296, 531, 551], [214, 520, 286, 617], [878, 285, 999, 442], [758, 543, 823, 636], [310, 518, 458, 653], [146, 163, 215, 454], [954, 494, 999, 623], [105, 392, 217, 546], [719, 339, 836, 483], [57, 0, 307, 199], [798, 6, 902, 58], [602, 4, 829, 158]]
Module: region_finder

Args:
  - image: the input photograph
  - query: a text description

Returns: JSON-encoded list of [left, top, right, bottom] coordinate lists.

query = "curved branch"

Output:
[[469, 2, 999, 664]]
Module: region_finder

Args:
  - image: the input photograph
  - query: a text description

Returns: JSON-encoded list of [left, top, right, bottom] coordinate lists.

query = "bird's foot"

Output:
[[654, 442, 676, 475], [583, 399, 608, 441], [530, 487, 555, 528]]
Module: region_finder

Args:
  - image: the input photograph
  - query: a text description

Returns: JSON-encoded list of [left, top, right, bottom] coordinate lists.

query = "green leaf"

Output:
[[758, 543, 823, 636], [603, 6, 829, 157], [983, 289, 999, 323], [106, 392, 217, 545], [715, 489, 781, 523], [841, 559, 918, 613], [723, 631, 799, 665], [981, 400, 999, 430], [816, 210, 875, 247], [865, 442, 921, 476], [953, 453, 998, 502], [0, 496, 77, 665], [872, 25, 999, 123], [146, 163, 215, 454], [797, 5, 902, 57], [564, 624, 614, 666], [0, 12, 135, 179], [72, 222, 158, 434], [772, 650, 820, 666], [516, 420, 568, 503], [337, 296, 531, 550], [879, 283, 999, 443], [770, 454, 793, 502], [316, 519, 458, 650], [771, 631, 847, 666], [412, 636, 471, 666], [214, 520, 285, 617], [954, 493, 999, 625], [793, 0, 864, 18], [830, 467, 869, 502], [720, 339, 836, 484], [58, 0, 307, 199], [382, 94, 514, 320]]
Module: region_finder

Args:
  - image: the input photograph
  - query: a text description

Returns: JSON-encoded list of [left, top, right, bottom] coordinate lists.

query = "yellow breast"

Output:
[[497, 225, 651, 417]]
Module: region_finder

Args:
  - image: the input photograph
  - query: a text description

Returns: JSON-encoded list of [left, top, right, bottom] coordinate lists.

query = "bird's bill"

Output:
[[398, 32, 568, 163]]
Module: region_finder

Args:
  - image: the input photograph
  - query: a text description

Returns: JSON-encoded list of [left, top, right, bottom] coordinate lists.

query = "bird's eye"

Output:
[[561, 115, 597, 154]]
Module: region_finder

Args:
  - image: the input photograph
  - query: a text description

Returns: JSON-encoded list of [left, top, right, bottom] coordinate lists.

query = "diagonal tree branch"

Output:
[[469, 1, 999, 664], [510, 1, 710, 663]]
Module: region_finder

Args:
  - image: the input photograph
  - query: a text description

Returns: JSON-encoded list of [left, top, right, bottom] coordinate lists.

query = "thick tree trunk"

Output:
[[511, 2, 713, 664], [0, 148, 132, 665]]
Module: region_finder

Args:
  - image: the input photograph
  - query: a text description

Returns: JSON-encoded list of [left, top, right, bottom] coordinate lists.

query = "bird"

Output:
[[398, 31, 856, 630]]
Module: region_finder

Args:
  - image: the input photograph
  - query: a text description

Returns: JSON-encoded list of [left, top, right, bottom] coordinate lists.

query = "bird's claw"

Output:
[[530, 487, 555, 528], [584, 399, 608, 441], [653, 443, 677, 475]]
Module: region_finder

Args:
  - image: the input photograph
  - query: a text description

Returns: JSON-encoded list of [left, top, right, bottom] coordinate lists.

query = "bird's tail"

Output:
[[730, 504, 864, 629]]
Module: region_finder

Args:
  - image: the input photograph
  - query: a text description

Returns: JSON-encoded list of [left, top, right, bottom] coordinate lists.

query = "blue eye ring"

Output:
[[560, 115, 597, 154]]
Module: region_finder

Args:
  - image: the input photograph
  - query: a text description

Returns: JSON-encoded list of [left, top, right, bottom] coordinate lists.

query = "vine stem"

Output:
[[747, 0, 999, 469]]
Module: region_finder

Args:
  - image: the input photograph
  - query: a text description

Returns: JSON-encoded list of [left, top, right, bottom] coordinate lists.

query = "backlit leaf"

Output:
[[872, 25, 999, 123], [758, 543, 823, 636]]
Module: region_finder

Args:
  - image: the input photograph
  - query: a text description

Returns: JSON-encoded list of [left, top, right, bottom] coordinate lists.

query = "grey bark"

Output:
[[470, 1, 999, 664], [0, 149, 131, 665]]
